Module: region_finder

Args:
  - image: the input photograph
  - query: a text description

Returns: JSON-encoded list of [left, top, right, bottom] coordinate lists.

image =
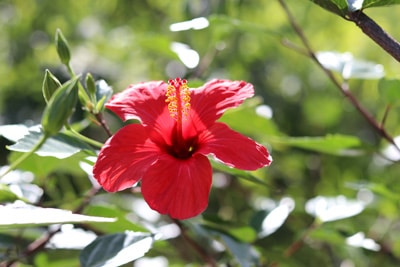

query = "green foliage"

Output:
[[1, 0, 400, 266], [79, 232, 154, 267]]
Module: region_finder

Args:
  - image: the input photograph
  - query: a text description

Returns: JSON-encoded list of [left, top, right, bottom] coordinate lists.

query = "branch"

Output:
[[348, 11, 400, 63], [277, 0, 400, 153]]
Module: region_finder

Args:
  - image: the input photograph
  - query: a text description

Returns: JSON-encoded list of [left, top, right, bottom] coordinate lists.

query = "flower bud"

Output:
[[42, 69, 62, 103], [41, 76, 80, 136], [86, 73, 96, 98], [55, 29, 71, 65]]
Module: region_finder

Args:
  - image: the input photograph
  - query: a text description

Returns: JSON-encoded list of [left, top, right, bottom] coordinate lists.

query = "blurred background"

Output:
[[2, 0, 400, 266]]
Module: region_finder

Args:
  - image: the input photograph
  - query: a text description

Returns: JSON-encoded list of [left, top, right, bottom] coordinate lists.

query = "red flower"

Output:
[[93, 78, 272, 220]]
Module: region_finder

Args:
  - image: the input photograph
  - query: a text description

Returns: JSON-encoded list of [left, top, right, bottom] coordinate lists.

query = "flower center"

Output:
[[165, 78, 194, 159]]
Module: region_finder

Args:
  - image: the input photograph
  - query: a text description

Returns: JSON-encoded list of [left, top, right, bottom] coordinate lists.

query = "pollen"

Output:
[[166, 77, 191, 121]]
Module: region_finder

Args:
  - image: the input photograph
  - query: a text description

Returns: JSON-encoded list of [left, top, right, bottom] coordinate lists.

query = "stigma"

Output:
[[166, 78, 191, 121]]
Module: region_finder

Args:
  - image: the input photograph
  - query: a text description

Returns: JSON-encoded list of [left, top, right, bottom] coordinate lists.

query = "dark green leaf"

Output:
[[211, 160, 269, 187], [220, 234, 260, 267], [80, 231, 154, 267]]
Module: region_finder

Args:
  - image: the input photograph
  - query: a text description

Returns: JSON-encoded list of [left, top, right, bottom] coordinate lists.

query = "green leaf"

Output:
[[308, 0, 348, 17], [219, 97, 281, 141], [378, 78, 400, 105], [309, 0, 400, 17], [8, 130, 94, 159], [84, 205, 149, 234], [316, 51, 384, 79], [7, 151, 87, 178], [270, 134, 364, 156], [220, 234, 260, 267], [0, 204, 115, 228], [211, 160, 269, 187], [201, 220, 257, 243], [0, 184, 22, 203], [80, 231, 154, 267]]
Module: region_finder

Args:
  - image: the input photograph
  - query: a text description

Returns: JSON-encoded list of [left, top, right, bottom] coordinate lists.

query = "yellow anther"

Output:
[[166, 78, 191, 121]]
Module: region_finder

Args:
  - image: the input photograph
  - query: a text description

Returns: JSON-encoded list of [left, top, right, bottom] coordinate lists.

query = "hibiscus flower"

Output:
[[93, 78, 272, 219]]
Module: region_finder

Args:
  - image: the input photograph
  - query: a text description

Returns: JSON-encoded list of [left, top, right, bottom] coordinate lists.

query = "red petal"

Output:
[[93, 124, 161, 192], [141, 154, 212, 220], [106, 81, 168, 126], [197, 122, 272, 170], [189, 80, 254, 130]]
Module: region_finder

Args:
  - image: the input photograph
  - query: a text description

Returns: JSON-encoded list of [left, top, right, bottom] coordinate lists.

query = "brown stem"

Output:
[[277, 0, 400, 154], [347, 11, 400, 63], [95, 113, 113, 137], [171, 218, 217, 267]]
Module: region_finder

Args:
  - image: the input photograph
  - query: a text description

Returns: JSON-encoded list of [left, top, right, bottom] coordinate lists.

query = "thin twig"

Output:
[[95, 113, 113, 137], [277, 0, 400, 154]]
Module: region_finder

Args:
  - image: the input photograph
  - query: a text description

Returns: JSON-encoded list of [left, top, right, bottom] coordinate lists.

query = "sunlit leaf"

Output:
[[0, 124, 31, 142], [305, 195, 365, 222], [257, 197, 295, 238], [80, 231, 154, 267], [0, 203, 115, 228], [316, 51, 384, 79], [46, 224, 97, 250], [270, 134, 364, 156], [7, 151, 87, 178], [7, 130, 94, 159], [346, 232, 381, 251], [84, 205, 149, 234]]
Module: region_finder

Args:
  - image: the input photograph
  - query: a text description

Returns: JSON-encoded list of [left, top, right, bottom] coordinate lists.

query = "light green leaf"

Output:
[[0, 203, 115, 228], [84, 205, 149, 234], [378, 78, 400, 105], [7, 151, 87, 178], [270, 134, 364, 156], [80, 231, 154, 267], [7, 130, 94, 159], [0, 184, 22, 203]]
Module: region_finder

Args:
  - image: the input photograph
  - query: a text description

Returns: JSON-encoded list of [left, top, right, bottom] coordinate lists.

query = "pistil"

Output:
[[166, 78, 191, 157]]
